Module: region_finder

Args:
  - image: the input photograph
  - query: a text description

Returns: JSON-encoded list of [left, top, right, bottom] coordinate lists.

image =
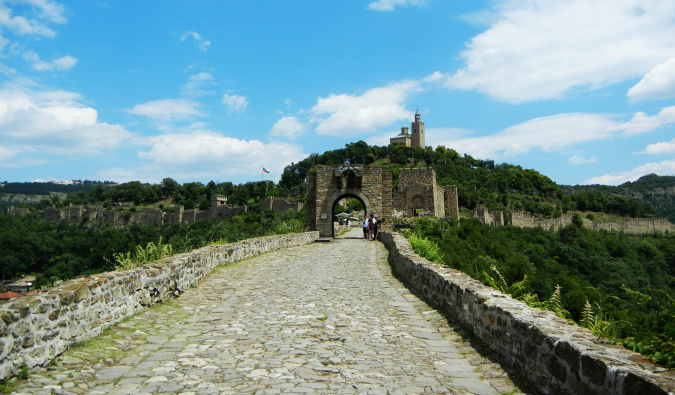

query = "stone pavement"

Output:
[[11, 229, 530, 395]]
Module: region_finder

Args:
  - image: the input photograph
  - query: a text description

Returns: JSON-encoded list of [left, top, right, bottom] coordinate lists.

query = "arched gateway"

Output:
[[306, 165, 392, 237]]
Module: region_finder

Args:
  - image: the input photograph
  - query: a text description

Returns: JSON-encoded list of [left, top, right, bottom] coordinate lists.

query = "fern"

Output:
[[105, 237, 173, 271], [548, 285, 571, 319]]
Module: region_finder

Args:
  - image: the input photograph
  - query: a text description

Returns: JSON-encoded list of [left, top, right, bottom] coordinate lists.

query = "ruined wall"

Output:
[[4, 206, 29, 217], [306, 165, 392, 237], [378, 231, 675, 395], [443, 185, 459, 221], [0, 231, 320, 380], [474, 207, 505, 226], [259, 196, 304, 214], [5, 204, 249, 228], [509, 212, 675, 234], [394, 168, 445, 218]]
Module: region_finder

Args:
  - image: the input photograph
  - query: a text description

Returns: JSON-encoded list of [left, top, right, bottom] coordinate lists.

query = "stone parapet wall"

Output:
[[378, 231, 675, 395], [0, 231, 320, 379], [333, 223, 351, 235]]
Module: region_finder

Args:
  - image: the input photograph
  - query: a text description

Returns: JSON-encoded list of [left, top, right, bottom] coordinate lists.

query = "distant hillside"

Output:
[[278, 141, 663, 220], [563, 174, 675, 222], [0, 181, 111, 195]]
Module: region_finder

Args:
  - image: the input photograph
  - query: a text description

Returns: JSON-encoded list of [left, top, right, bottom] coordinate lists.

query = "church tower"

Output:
[[411, 108, 425, 148]]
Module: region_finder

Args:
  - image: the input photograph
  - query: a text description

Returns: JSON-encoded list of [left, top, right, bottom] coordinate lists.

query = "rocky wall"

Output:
[[333, 223, 351, 235], [378, 231, 675, 395], [510, 212, 675, 234], [0, 231, 320, 379]]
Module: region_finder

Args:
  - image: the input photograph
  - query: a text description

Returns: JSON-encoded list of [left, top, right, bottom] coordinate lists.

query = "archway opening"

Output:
[[411, 195, 425, 217], [331, 194, 367, 237]]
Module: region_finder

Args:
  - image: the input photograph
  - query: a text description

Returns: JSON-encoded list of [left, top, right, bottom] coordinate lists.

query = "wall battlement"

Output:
[[507, 211, 675, 234]]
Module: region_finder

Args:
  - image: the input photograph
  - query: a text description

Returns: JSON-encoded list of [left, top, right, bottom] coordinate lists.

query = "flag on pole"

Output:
[[262, 167, 270, 173]]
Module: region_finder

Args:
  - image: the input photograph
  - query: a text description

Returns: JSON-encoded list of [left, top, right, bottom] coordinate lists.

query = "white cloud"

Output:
[[23, 51, 77, 71], [448, 0, 675, 103], [127, 99, 203, 122], [270, 116, 305, 140], [114, 130, 305, 182], [609, 106, 675, 136], [0, 82, 132, 165], [432, 108, 675, 160], [284, 98, 293, 106], [180, 31, 211, 52], [583, 159, 675, 185], [627, 57, 675, 102], [0, 0, 66, 38], [222, 93, 248, 113], [310, 80, 421, 136], [368, 0, 426, 12], [569, 155, 597, 164], [181, 72, 214, 96], [641, 138, 675, 155]]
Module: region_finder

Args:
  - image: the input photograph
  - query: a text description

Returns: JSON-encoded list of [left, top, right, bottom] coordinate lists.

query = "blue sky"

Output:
[[1, 0, 675, 186]]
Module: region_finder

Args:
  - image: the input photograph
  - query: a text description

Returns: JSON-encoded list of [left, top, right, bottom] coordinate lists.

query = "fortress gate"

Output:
[[306, 165, 392, 237]]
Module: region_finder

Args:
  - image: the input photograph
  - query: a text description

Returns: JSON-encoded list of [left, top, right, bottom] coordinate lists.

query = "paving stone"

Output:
[[11, 229, 528, 394]]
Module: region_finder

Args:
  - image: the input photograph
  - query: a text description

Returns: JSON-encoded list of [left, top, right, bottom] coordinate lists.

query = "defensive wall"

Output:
[[259, 196, 304, 214], [378, 231, 675, 394], [392, 168, 459, 221], [4, 204, 247, 228], [509, 212, 675, 234], [333, 223, 352, 236], [0, 231, 320, 379]]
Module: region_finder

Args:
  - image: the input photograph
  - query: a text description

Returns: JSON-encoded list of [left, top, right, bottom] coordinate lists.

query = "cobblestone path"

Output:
[[12, 229, 528, 395]]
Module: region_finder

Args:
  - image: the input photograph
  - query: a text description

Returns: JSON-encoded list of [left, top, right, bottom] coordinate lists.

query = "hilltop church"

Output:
[[390, 108, 425, 148]]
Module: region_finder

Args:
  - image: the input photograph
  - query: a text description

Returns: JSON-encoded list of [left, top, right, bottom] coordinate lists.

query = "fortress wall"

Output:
[[509, 212, 675, 234], [0, 231, 320, 380], [443, 186, 459, 221], [378, 231, 674, 395]]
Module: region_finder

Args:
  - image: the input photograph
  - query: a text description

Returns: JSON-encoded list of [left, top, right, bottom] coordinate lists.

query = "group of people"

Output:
[[338, 218, 350, 226], [363, 214, 382, 241]]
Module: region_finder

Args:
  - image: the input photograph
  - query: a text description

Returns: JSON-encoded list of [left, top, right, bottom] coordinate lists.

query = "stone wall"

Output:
[[306, 165, 392, 237], [475, 207, 504, 226], [392, 168, 459, 221], [0, 231, 320, 379], [333, 223, 351, 235], [378, 231, 675, 394], [509, 212, 675, 234], [4, 204, 247, 228], [259, 196, 304, 214]]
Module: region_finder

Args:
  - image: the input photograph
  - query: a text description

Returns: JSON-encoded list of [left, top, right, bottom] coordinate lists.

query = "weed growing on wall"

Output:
[[105, 237, 173, 271]]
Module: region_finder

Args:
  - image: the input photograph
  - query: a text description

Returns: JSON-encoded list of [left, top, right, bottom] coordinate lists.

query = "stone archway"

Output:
[[329, 193, 368, 237], [305, 165, 392, 237]]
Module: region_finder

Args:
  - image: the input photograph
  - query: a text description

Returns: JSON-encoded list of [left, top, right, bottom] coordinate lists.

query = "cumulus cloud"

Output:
[[368, 0, 426, 12], [583, 160, 675, 185], [127, 99, 203, 122], [114, 130, 305, 182], [627, 58, 675, 102], [23, 51, 77, 71], [431, 108, 675, 160], [180, 31, 211, 52], [0, 82, 132, 165], [448, 0, 675, 103], [270, 116, 305, 140], [641, 138, 675, 155], [310, 80, 421, 136], [181, 72, 214, 96], [569, 155, 597, 164], [222, 93, 248, 113]]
